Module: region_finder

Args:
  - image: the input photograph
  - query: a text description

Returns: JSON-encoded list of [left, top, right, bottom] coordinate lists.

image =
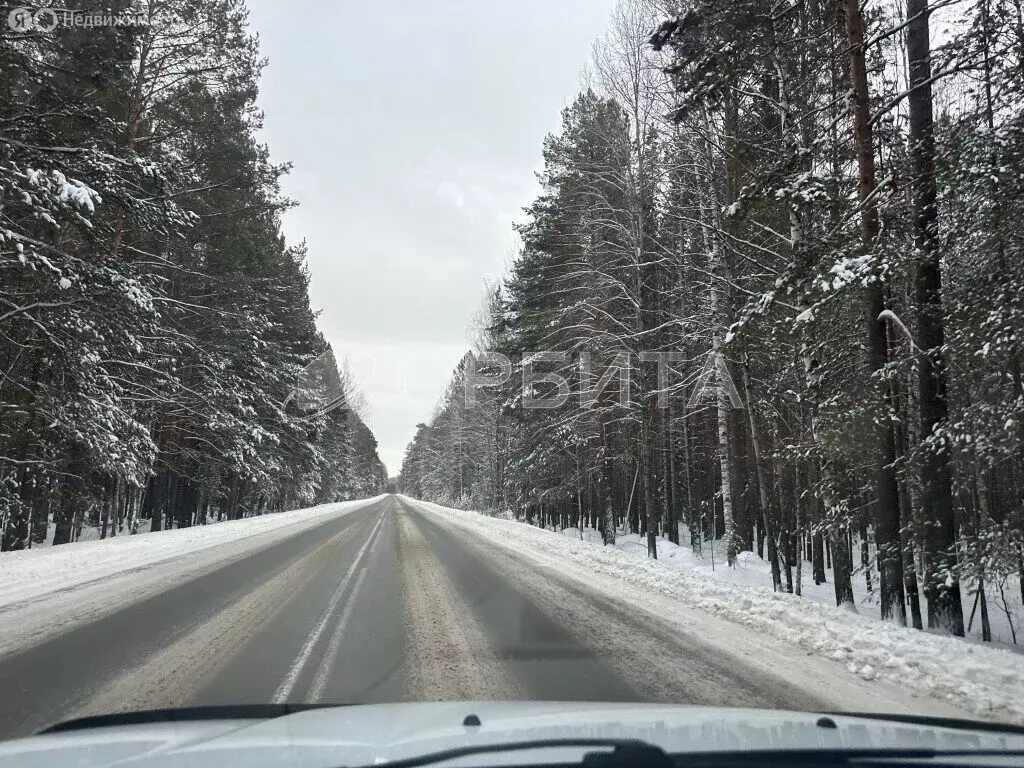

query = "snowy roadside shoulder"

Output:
[[403, 496, 1024, 725], [0, 495, 385, 610]]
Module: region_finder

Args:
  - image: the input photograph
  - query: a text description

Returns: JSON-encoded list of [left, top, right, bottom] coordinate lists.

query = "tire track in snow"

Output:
[[397, 509, 523, 700]]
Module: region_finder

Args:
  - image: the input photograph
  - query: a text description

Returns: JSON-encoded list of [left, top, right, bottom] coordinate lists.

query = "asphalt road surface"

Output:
[[0, 495, 831, 740]]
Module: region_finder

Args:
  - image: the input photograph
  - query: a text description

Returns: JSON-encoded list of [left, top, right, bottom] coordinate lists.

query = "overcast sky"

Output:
[[244, 0, 616, 475]]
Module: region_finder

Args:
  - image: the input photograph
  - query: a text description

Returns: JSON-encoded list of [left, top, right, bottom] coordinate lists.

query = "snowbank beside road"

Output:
[[0, 496, 384, 610], [566, 527, 1023, 648], [0, 496, 384, 656], [404, 496, 1024, 725]]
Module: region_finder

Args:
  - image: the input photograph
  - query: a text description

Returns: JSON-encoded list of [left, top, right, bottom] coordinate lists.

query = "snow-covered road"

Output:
[[0, 495, 996, 741]]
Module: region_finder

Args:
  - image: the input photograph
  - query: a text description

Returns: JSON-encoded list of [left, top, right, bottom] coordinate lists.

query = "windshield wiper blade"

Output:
[[671, 748, 1024, 766], [357, 743, 1024, 768], [354, 738, 670, 768], [41, 703, 338, 733], [822, 711, 1024, 736]]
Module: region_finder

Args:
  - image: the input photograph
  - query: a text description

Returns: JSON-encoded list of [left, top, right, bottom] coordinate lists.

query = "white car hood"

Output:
[[1, 702, 1021, 768]]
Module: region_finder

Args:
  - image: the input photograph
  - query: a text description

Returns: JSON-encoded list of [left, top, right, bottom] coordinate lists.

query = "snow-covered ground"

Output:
[[405, 496, 1024, 725], [569, 527, 1023, 649], [31, 514, 225, 548], [0, 496, 383, 656]]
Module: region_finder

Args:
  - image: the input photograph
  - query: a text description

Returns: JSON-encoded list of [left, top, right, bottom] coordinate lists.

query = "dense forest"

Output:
[[0, 0, 386, 549], [399, 0, 1024, 638]]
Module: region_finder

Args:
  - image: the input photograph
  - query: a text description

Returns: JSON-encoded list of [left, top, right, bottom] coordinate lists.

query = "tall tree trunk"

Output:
[[907, 0, 965, 636], [643, 408, 659, 559], [697, 106, 738, 566], [812, 529, 826, 584], [682, 404, 699, 553], [742, 352, 782, 590], [601, 422, 617, 545], [793, 463, 803, 596], [899, 475, 925, 629], [30, 473, 50, 546], [777, 458, 794, 592], [832, 526, 857, 608], [665, 405, 680, 545], [861, 522, 873, 594], [715, 353, 736, 566], [100, 476, 111, 540], [149, 472, 165, 533], [53, 447, 85, 546], [843, 0, 906, 624]]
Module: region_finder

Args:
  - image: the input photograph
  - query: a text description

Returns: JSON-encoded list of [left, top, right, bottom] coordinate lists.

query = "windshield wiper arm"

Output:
[[356, 743, 1024, 768], [822, 711, 1024, 737], [669, 748, 1024, 766], [41, 704, 337, 733], [353, 738, 670, 768]]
